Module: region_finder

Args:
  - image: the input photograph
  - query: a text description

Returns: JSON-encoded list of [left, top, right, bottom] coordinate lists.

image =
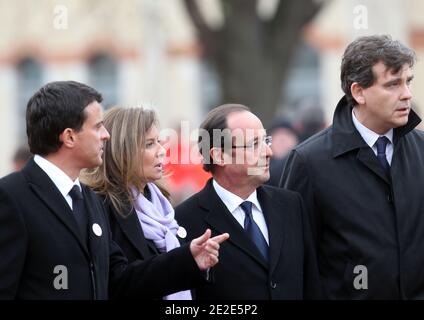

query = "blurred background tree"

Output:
[[184, 0, 328, 126]]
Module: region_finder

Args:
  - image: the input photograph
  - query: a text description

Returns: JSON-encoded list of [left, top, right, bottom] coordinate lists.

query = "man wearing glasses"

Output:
[[175, 104, 322, 299]]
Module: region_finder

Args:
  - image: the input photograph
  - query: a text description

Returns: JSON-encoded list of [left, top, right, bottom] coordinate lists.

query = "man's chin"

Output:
[[262, 172, 270, 182], [393, 117, 409, 128], [247, 166, 270, 177], [86, 158, 103, 169]]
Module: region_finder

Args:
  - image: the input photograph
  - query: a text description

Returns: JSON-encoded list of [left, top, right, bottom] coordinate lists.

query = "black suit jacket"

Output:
[[175, 179, 322, 300], [105, 199, 205, 298], [0, 158, 203, 299], [106, 201, 160, 263]]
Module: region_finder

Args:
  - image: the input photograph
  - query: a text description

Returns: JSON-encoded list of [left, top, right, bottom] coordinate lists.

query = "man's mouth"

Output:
[[396, 106, 410, 112]]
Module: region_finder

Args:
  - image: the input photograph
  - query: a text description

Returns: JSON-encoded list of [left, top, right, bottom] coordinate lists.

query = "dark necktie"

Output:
[[375, 136, 390, 175], [69, 185, 88, 244], [240, 201, 269, 262]]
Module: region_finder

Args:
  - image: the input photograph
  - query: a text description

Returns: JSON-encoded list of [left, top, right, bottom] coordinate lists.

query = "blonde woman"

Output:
[[83, 107, 228, 300]]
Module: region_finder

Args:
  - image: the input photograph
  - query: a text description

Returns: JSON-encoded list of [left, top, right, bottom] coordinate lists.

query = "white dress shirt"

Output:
[[352, 109, 393, 165], [212, 179, 269, 244], [34, 155, 82, 210]]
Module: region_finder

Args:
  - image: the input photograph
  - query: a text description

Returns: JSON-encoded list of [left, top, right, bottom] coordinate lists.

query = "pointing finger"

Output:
[[210, 233, 229, 244]]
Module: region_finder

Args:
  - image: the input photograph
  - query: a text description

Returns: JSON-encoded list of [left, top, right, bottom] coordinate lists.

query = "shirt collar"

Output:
[[34, 154, 81, 198], [351, 109, 393, 148], [212, 179, 262, 213]]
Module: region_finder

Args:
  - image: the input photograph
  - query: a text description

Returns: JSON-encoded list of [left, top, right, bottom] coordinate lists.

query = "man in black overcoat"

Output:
[[280, 35, 424, 299]]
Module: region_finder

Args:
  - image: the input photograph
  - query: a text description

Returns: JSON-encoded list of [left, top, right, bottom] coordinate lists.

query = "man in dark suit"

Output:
[[0, 81, 228, 299], [175, 104, 321, 299], [280, 35, 424, 299]]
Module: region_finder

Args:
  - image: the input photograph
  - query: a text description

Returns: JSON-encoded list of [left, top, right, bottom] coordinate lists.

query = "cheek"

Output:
[[142, 152, 155, 169], [246, 152, 261, 165], [376, 93, 395, 108]]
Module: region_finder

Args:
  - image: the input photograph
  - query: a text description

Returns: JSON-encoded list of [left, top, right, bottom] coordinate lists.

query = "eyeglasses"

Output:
[[231, 135, 272, 150]]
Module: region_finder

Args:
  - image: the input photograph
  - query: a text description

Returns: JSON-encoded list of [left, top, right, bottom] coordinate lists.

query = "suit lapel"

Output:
[[82, 186, 105, 258], [257, 186, 285, 275], [23, 158, 90, 258], [199, 181, 268, 270], [356, 147, 391, 184], [113, 206, 153, 258]]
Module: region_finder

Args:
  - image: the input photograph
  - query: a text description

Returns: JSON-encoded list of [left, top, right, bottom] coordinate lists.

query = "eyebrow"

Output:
[[384, 75, 414, 86], [384, 79, 400, 85]]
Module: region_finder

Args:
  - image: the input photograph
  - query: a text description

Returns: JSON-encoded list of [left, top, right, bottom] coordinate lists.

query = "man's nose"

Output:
[[260, 143, 273, 158], [401, 83, 413, 100], [102, 127, 110, 140]]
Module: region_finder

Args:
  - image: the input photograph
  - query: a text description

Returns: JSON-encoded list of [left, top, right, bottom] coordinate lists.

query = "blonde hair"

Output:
[[82, 106, 168, 216]]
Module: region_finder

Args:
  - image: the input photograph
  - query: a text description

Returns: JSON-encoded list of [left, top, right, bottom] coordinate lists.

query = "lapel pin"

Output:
[[177, 226, 187, 239], [92, 223, 102, 237]]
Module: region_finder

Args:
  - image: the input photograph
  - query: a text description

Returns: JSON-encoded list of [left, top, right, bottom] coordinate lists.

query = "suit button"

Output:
[[387, 194, 392, 203], [270, 281, 277, 289]]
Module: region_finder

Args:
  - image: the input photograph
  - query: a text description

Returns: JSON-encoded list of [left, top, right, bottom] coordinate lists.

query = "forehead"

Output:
[[226, 111, 264, 132], [372, 61, 413, 81], [145, 124, 158, 138], [84, 101, 103, 121]]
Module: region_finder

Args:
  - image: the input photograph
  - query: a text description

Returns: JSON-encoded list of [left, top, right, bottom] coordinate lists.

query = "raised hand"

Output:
[[190, 229, 229, 270]]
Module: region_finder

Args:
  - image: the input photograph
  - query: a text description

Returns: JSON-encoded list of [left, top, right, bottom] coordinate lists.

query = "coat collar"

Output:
[[330, 96, 421, 184], [331, 96, 421, 158], [197, 179, 285, 273], [111, 204, 156, 258]]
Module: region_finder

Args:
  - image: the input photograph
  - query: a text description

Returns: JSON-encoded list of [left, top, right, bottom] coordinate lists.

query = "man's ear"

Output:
[[60, 128, 76, 148], [351, 82, 366, 105], [210, 147, 225, 167]]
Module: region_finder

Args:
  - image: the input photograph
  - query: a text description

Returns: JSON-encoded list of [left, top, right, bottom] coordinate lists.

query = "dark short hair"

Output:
[[198, 103, 250, 173], [26, 81, 103, 155], [341, 35, 416, 106]]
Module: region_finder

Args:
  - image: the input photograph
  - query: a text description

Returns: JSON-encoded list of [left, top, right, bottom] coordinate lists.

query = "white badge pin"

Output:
[[177, 226, 187, 239], [92, 223, 102, 237]]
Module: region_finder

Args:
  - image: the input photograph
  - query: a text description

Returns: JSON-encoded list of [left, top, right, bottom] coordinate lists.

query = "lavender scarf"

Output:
[[132, 183, 192, 300]]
